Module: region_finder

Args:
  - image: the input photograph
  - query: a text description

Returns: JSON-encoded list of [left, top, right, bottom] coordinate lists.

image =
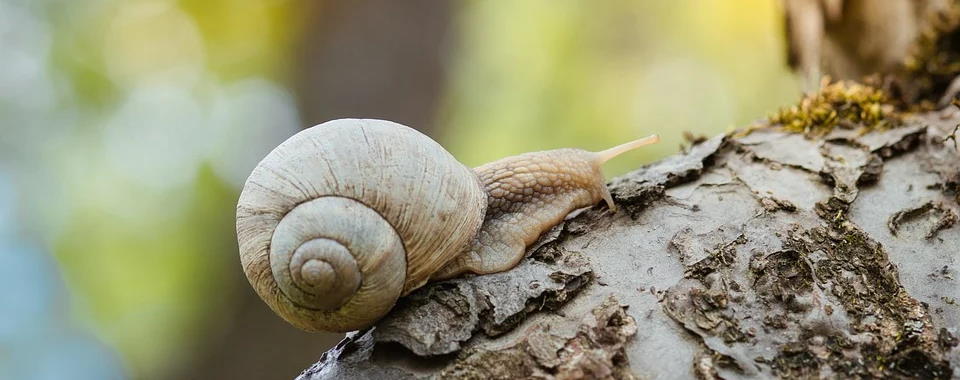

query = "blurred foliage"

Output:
[[0, 0, 805, 379], [49, 0, 303, 374], [441, 0, 800, 176], [179, 0, 301, 81], [898, 0, 960, 107], [3, 0, 303, 378]]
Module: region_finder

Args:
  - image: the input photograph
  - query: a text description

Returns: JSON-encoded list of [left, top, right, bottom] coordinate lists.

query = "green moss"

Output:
[[767, 80, 900, 137]]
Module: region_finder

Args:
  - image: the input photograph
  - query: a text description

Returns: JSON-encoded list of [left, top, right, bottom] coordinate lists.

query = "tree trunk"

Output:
[[292, 107, 959, 379]]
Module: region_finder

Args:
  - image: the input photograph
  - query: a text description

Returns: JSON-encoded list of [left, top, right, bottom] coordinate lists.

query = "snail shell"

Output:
[[236, 119, 486, 332], [238, 118, 659, 332]]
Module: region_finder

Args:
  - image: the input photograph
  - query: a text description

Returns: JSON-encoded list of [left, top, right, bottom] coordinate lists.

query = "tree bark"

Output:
[[292, 109, 959, 379]]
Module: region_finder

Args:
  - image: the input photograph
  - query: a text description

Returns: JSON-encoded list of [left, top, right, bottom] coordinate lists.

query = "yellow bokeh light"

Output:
[[103, 1, 205, 87]]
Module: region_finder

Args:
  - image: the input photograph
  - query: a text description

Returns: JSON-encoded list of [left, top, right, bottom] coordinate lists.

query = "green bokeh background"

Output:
[[0, 1, 800, 379]]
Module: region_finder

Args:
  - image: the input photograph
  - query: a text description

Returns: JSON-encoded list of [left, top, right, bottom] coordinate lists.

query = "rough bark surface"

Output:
[[297, 110, 960, 379]]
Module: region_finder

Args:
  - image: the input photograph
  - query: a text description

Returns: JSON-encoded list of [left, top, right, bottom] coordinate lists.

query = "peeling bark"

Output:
[[889, 201, 959, 239]]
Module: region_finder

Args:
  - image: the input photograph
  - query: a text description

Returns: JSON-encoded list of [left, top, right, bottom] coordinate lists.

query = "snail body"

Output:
[[237, 119, 657, 332]]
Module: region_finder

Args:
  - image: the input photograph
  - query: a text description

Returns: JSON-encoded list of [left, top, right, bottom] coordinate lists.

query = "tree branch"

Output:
[[297, 108, 960, 379]]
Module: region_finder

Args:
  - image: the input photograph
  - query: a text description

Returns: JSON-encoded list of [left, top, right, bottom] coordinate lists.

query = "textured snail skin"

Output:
[[434, 149, 613, 279], [237, 118, 656, 332]]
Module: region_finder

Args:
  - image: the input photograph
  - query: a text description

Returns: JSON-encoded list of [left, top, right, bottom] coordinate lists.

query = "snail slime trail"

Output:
[[236, 119, 658, 332]]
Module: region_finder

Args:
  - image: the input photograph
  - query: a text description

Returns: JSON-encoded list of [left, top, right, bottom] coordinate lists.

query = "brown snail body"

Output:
[[236, 119, 657, 332]]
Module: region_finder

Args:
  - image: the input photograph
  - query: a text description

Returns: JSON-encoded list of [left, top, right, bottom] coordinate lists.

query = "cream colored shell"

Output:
[[236, 119, 487, 332]]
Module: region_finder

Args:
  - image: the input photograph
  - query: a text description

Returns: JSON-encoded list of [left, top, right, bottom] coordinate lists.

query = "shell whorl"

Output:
[[237, 119, 487, 332], [268, 196, 405, 321]]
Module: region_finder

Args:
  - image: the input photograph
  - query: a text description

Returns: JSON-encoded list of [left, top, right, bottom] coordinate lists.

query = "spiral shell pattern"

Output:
[[236, 119, 486, 332]]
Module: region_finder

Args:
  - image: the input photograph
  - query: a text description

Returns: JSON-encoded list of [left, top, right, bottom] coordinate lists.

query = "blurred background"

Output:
[[0, 0, 801, 379]]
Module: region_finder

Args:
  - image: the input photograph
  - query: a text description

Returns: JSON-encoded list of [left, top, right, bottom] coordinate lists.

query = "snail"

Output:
[[236, 119, 658, 332]]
